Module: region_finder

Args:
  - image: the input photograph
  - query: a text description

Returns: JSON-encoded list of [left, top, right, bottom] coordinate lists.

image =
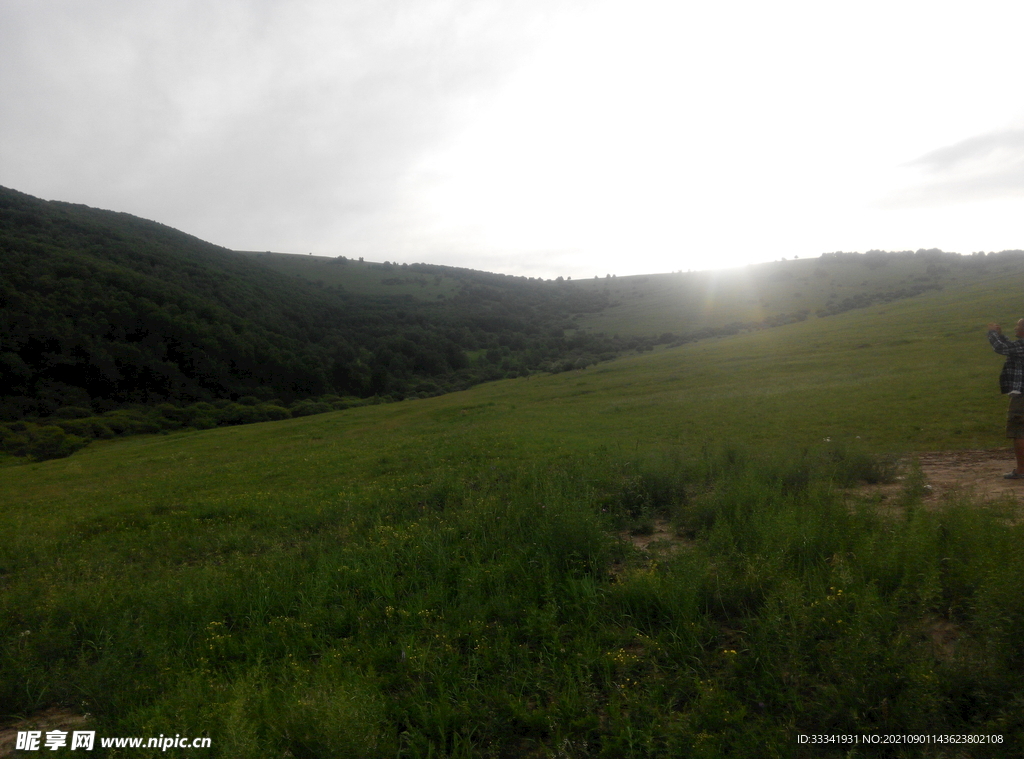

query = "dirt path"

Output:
[[864, 448, 1024, 506], [619, 449, 1024, 556]]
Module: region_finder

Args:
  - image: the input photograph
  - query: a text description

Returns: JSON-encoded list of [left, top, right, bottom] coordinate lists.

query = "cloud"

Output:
[[880, 127, 1024, 207], [0, 0, 569, 252], [907, 128, 1024, 171], [4, 1, 1023, 276]]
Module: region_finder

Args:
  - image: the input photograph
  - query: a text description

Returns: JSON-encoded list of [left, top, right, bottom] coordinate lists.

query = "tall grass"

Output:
[[3, 444, 1023, 757]]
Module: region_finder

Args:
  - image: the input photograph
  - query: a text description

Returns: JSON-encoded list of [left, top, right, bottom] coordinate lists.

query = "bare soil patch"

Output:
[[859, 448, 1024, 507], [620, 518, 693, 555]]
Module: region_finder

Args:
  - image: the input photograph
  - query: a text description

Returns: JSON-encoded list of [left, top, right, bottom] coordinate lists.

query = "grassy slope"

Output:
[[570, 253, 1024, 337], [4, 264, 1019, 512], [301, 265, 1022, 455], [4, 267, 1024, 756]]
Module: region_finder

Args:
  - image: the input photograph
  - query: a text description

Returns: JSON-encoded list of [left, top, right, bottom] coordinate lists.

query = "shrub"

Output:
[[101, 411, 162, 435], [99, 413, 131, 435], [52, 406, 93, 419], [155, 403, 190, 424], [52, 418, 115, 440], [215, 403, 266, 426], [290, 402, 332, 418], [26, 425, 89, 461], [260, 405, 291, 421], [0, 425, 30, 456]]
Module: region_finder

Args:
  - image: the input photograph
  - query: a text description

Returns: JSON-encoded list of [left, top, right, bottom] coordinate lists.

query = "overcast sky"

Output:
[[3, 0, 1023, 278]]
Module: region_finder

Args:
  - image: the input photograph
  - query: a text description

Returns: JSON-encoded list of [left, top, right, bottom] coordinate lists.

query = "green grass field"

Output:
[[4, 266, 1024, 757]]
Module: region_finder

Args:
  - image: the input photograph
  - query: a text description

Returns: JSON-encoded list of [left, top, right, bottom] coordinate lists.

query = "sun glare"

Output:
[[410, 0, 1024, 278]]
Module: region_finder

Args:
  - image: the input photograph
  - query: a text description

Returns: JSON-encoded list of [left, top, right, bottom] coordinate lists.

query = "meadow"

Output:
[[4, 268, 1024, 757]]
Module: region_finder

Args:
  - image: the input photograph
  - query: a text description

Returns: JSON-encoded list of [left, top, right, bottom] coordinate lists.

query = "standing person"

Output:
[[988, 319, 1024, 478]]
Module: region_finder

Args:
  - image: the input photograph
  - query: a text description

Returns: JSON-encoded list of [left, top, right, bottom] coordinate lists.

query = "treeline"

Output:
[[0, 394, 376, 461], [819, 248, 1024, 266]]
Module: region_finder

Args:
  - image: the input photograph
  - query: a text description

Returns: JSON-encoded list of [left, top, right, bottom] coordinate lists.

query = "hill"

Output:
[[0, 187, 622, 423], [236, 250, 463, 300], [241, 242, 1024, 345], [6, 183, 1024, 466], [3, 265, 1024, 754], [569, 249, 1024, 338], [0, 186, 358, 412]]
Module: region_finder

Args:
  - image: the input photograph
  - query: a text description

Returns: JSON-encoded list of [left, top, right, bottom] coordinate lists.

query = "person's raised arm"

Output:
[[988, 324, 1024, 356]]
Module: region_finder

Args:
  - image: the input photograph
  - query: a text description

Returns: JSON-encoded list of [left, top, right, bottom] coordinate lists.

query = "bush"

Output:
[[0, 424, 30, 456], [52, 418, 115, 440], [52, 406, 93, 419], [101, 411, 162, 435], [215, 403, 267, 426], [26, 425, 89, 461], [260, 405, 291, 421], [290, 402, 332, 418], [155, 403, 190, 424]]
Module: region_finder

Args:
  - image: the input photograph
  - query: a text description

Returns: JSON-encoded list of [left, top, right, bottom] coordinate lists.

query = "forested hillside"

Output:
[[5, 184, 1016, 462], [0, 186, 626, 423]]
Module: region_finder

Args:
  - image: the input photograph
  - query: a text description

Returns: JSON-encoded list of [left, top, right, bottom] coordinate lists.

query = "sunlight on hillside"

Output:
[[697, 268, 765, 323]]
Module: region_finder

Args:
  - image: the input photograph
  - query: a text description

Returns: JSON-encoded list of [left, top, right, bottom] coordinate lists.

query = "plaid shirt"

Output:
[[989, 330, 1024, 393]]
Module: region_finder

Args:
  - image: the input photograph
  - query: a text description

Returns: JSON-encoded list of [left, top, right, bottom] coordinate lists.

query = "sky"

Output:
[[2, 0, 1023, 280]]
